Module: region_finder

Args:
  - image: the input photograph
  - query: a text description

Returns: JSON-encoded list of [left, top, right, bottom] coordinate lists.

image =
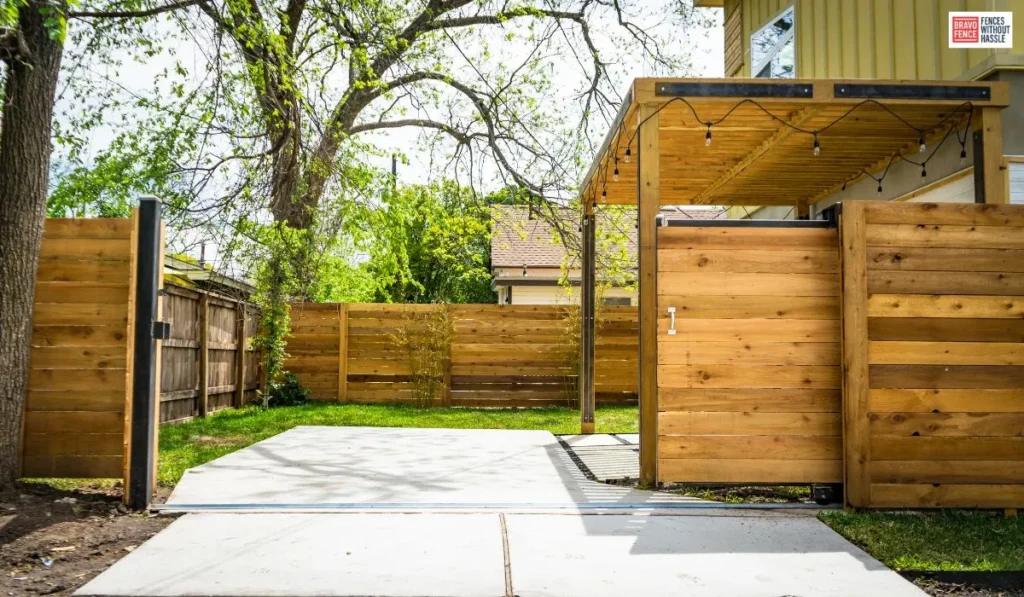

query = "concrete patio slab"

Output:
[[76, 512, 507, 597], [505, 514, 926, 597], [166, 426, 692, 508]]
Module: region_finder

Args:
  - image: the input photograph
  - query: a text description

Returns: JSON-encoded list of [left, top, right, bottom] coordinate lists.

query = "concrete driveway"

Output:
[[77, 427, 925, 597]]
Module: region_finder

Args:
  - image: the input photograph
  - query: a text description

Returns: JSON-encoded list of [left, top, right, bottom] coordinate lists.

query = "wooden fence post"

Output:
[[840, 201, 869, 508], [442, 306, 452, 407], [198, 293, 209, 417], [338, 304, 348, 402], [637, 102, 660, 488], [234, 300, 246, 408]]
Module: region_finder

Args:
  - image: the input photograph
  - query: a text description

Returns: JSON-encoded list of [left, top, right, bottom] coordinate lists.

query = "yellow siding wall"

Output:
[[727, 0, 1024, 80]]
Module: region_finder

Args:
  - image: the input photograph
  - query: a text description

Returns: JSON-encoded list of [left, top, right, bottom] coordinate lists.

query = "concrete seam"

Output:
[[499, 513, 514, 597]]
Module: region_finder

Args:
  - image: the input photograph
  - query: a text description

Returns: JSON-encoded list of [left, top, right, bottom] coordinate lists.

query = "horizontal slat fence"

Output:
[[842, 202, 1024, 509], [286, 303, 638, 407], [656, 225, 843, 485], [160, 283, 261, 424], [23, 217, 137, 479]]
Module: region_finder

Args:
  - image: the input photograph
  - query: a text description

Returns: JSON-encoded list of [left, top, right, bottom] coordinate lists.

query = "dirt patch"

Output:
[[912, 577, 1024, 597], [667, 484, 814, 504], [0, 482, 174, 596], [193, 435, 244, 447]]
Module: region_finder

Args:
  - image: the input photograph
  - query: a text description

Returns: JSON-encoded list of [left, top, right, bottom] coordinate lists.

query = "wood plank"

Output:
[[21, 455, 124, 479], [23, 411, 124, 434], [34, 282, 130, 304], [44, 218, 133, 239], [865, 224, 1024, 249], [658, 435, 841, 460], [868, 294, 1024, 318], [841, 200, 871, 508], [871, 461, 1024, 484], [868, 318, 1024, 342], [974, 107, 1006, 204], [867, 271, 1024, 296], [40, 238, 132, 261], [868, 389, 1024, 413], [26, 390, 124, 412], [29, 368, 126, 392], [657, 295, 838, 319], [32, 303, 129, 325], [658, 388, 840, 412], [658, 318, 839, 342], [869, 412, 1024, 437], [862, 202, 1024, 228], [31, 325, 128, 347], [23, 432, 122, 458], [659, 411, 840, 436], [656, 249, 838, 273], [658, 272, 838, 297], [872, 436, 1024, 461], [235, 303, 246, 408], [869, 484, 1024, 508], [869, 365, 1024, 389], [36, 260, 130, 283], [658, 226, 837, 250], [198, 294, 209, 417], [865, 247, 1024, 272], [658, 342, 838, 366], [658, 458, 842, 484], [657, 365, 840, 389], [338, 304, 348, 402], [29, 346, 127, 369], [638, 102, 659, 488], [870, 341, 1024, 366]]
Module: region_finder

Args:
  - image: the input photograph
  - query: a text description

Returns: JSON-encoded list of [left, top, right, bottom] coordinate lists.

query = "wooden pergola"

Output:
[[575, 78, 1011, 486]]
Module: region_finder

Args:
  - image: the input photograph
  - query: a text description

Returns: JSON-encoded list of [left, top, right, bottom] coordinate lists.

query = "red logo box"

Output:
[[952, 16, 980, 43]]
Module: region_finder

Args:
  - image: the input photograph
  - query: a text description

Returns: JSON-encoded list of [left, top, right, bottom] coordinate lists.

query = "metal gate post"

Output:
[[127, 197, 163, 510]]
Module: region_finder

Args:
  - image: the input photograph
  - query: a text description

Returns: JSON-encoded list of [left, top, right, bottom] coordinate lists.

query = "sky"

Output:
[[52, 1, 725, 275]]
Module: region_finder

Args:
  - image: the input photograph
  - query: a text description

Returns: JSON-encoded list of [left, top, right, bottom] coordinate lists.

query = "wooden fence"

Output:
[[160, 283, 261, 424], [23, 217, 139, 480], [841, 202, 1024, 509], [286, 303, 638, 407], [655, 224, 843, 485]]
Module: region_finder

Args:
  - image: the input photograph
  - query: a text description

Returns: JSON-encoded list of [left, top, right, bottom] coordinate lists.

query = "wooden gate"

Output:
[[655, 221, 842, 485]]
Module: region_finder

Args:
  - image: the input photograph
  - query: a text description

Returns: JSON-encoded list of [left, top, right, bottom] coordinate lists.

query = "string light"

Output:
[[613, 160, 619, 182], [623, 147, 631, 163], [919, 136, 927, 153], [921, 165, 928, 178], [813, 134, 821, 156], [876, 182, 883, 195], [960, 148, 968, 165], [705, 126, 712, 147]]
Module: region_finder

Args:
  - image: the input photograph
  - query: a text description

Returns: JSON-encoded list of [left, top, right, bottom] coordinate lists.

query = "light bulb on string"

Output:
[[813, 135, 821, 156], [705, 127, 712, 147], [921, 165, 928, 179], [876, 182, 883, 196], [613, 162, 620, 182], [919, 136, 926, 153], [960, 148, 968, 166], [623, 148, 631, 163]]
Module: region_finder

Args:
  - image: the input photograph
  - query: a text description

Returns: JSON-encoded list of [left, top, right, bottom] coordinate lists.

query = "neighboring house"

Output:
[[491, 205, 726, 305], [164, 255, 256, 299], [695, 0, 1024, 217]]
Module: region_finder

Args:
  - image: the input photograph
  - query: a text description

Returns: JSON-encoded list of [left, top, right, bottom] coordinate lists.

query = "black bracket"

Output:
[[655, 82, 813, 98], [835, 83, 991, 101], [152, 321, 171, 340]]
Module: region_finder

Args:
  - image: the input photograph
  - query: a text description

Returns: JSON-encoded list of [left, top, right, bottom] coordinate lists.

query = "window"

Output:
[[1010, 160, 1024, 205], [751, 6, 795, 79], [601, 296, 632, 307]]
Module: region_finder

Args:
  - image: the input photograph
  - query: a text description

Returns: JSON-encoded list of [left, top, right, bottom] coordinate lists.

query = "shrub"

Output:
[[265, 372, 310, 408]]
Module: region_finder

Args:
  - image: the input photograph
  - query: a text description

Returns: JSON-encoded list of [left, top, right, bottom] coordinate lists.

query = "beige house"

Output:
[[490, 205, 726, 305]]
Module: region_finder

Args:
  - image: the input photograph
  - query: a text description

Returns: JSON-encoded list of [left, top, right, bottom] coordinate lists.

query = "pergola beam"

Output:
[[692, 106, 822, 205]]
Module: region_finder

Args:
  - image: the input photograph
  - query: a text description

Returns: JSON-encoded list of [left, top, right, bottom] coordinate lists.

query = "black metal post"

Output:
[[127, 197, 161, 511], [580, 210, 596, 433], [972, 129, 986, 203]]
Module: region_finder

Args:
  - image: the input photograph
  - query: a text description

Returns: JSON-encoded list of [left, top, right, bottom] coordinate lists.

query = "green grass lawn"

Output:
[[158, 403, 638, 485], [819, 510, 1024, 571]]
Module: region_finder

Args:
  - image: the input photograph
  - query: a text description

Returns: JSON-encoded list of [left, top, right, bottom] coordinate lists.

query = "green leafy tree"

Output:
[[367, 182, 494, 304]]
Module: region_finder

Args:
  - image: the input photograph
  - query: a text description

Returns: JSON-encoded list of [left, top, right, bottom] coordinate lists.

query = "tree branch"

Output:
[[69, 0, 202, 19]]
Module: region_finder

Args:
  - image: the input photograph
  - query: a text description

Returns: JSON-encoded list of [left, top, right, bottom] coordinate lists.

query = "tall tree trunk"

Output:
[[0, 1, 66, 487]]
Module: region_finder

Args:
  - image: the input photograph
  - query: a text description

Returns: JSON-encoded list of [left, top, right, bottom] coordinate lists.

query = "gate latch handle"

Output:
[[667, 307, 676, 336]]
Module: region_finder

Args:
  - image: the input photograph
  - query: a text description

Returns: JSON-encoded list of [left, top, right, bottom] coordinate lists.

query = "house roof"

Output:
[[490, 205, 726, 269]]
